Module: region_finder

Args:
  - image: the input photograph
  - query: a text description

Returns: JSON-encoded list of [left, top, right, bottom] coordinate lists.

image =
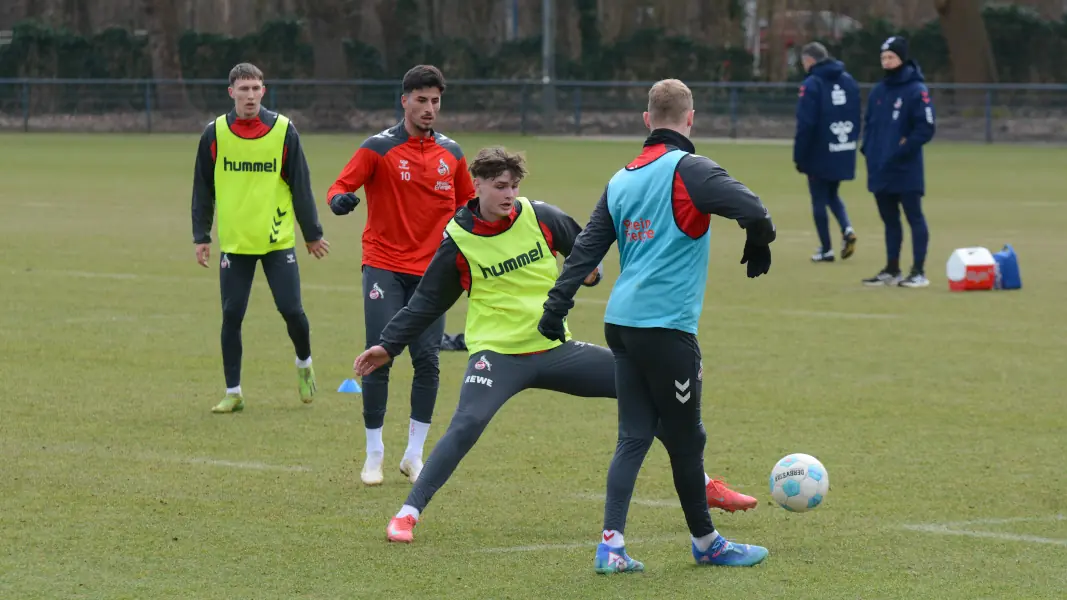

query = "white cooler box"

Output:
[[946, 247, 996, 291]]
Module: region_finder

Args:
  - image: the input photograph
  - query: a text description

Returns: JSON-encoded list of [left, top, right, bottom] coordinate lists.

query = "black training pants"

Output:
[[219, 249, 311, 389], [361, 265, 445, 429], [602, 323, 714, 539], [404, 340, 615, 512]]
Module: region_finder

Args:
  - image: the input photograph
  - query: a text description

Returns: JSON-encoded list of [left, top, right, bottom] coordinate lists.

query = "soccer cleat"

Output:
[[399, 456, 423, 484], [898, 271, 930, 288], [211, 392, 244, 413], [811, 249, 835, 263], [706, 479, 758, 512], [841, 228, 858, 260], [297, 364, 316, 404], [362, 452, 384, 486], [862, 269, 902, 287], [594, 543, 645, 574], [693, 535, 769, 567], [386, 515, 417, 543]]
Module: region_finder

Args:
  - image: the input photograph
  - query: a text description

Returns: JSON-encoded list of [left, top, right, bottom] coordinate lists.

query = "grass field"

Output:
[[2, 131, 1066, 599]]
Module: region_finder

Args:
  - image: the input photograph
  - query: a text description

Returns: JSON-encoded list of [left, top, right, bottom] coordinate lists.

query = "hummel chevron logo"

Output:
[[675, 379, 690, 404]]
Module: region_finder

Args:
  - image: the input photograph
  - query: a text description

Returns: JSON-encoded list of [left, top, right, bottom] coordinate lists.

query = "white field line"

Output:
[[21, 442, 313, 474], [902, 514, 1067, 547], [63, 313, 193, 324], [572, 492, 678, 508], [175, 456, 312, 473], [19, 268, 902, 320], [477, 534, 684, 554]]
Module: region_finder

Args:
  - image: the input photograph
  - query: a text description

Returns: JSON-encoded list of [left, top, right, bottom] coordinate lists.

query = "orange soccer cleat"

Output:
[[706, 478, 758, 512]]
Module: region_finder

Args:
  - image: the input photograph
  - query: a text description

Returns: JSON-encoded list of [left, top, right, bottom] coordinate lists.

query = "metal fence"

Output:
[[2, 78, 1067, 143]]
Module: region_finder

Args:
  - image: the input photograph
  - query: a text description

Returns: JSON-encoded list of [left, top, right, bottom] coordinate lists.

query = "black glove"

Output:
[[330, 193, 360, 216], [740, 240, 772, 278], [537, 308, 567, 343]]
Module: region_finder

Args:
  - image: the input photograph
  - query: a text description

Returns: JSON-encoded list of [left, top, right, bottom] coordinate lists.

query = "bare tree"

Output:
[[141, 0, 189, 111], [933, 0, 997, 83], [304, 0, 350, 115]]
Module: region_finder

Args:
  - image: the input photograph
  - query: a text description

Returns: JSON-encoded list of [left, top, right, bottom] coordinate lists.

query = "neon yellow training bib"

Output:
[[213, 114, 295, 254], [446, 197, 571, 356]]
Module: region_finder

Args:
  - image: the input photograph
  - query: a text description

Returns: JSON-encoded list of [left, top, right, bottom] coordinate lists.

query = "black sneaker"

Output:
[[862, 269, 902, 286], [898, 270, 930, 288], [811, 249, 835, 263], [841, 228, 857, 260]]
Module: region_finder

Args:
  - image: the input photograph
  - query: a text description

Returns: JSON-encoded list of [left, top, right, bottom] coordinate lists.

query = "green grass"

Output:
[[2, 131, 1066, 599]]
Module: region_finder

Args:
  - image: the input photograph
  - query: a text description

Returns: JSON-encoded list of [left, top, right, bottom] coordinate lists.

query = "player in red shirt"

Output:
[[326, 65, 476, 487]]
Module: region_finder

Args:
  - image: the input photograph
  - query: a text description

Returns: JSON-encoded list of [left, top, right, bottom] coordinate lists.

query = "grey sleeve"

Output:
[[542, 189, 617, 316], [676, 154, 776, 245], [191, 123, 215, 244], [283, 123, 324, 243]]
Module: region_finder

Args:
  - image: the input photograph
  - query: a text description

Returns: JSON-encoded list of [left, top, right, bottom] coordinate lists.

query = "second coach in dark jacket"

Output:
[[861, 35, 936, 288], [793, 42, 860, 263]]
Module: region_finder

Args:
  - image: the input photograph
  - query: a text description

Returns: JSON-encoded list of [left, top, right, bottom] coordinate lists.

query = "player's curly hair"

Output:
[[469, 146, 528, 182]]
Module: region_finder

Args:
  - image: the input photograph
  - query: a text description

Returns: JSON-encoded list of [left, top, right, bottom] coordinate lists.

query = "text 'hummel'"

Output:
[[478, 241, 544, 279], [223, 157, 277, 173]]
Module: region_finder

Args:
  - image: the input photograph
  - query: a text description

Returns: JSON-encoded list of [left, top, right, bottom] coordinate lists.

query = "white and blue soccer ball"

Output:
[[769, 453, 829, 512]]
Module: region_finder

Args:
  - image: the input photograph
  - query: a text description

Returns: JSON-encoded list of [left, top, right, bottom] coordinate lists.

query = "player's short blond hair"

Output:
[[647, 79, 693, 126]]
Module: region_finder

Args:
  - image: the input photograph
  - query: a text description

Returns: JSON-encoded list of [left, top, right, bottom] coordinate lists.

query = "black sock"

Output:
[[283, 312, 312, 361], [912, 260, 925, 275], [887, 259, 900, 274]]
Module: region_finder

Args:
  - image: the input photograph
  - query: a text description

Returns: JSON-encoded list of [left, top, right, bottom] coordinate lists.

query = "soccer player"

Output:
[[353, 147, 757, 544], [191, 62, 329, 414], [326, 65, 477, 486], [794, 42, 860, 263], [861, 36, 936, 288], [538, 79, 776, 573]]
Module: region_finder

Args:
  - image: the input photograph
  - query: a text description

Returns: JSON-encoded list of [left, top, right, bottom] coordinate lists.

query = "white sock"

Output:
[[601, 530, 624, 548], [692, 530, 721, 553], [405, 419, 430, 458], [366, 427, 384, 455], [226, 386, 242, 395], [704, 473, 711, 486], [396, 504, 420, 520], [295, 356, 312, 368]]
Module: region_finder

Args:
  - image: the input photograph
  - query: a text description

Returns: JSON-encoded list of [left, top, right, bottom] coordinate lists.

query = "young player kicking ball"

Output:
[[352, 147, 757, 544]]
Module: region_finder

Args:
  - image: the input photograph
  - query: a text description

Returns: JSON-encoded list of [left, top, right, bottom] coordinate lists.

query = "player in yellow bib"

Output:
[[352, 147, 757, 545], [191, 63, 330, 413]]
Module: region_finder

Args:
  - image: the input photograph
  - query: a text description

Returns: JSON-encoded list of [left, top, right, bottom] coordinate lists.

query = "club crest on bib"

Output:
[[474, 355, 492, 371]]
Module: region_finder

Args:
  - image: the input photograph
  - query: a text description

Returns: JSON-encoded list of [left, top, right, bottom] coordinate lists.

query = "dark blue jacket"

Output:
[[793, 59, 861, 182], [862, 60, 936, 194]]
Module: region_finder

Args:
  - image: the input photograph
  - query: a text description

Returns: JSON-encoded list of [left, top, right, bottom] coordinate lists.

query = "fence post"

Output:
[[145, 82, 153, 133], [269, 86, 277, 110], [520, 83, 528, 136], [21, 81, 29, 132], [395, 85, 403, 123], [984, 88, 993, 144], [573, 86, 582, 135], [728, 87, 738, 139]]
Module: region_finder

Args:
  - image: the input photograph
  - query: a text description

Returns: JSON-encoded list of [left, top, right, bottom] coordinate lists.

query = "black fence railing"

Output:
[[2, 78, 1066, 143]]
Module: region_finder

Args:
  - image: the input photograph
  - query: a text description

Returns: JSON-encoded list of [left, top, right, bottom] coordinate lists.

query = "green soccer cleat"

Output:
[[298, 364, 316, 404], [212, 392, 244, 414]]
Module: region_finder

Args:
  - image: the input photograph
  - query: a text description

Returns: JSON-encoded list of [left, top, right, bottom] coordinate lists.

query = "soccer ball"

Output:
[[769, 453, 829, 512]]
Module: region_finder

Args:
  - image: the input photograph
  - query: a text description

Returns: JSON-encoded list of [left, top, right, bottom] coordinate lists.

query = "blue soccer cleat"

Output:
[[692, 535, 769, 567], [594, 543, 644, 574]]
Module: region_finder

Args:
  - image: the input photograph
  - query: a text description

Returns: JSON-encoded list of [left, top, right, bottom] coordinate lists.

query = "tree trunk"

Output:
[[933, 0, 997, 83], [305, 0, 350, 117], [141, 0, 189, 112]]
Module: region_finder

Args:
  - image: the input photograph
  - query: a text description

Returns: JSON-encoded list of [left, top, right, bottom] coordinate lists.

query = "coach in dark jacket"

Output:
[[861, 36, 936, 288], [794, 42, 861, 263]]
